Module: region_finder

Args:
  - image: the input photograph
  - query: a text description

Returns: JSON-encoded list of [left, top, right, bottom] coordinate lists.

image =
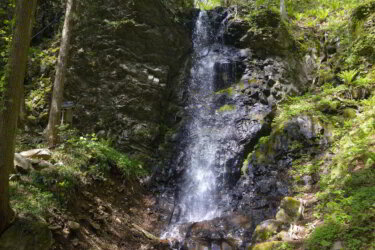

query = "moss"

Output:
[[250, 241, 283, 250], [218, 104, 235, 112], [317, 99, 340, 114], [276, 197, 302, 223], [242, 9, 298, 56], [242, 157, 250, 175], [215, 87, 234, 96], [342, 108, 357, 118], [275, 209, 292, 223], [253, 220, 285, 243], [281, 197, 301, 215]]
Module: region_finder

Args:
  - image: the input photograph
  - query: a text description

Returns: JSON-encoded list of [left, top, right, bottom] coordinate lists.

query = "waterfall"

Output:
[[178, 9, 223, 224], [162, 9, 240, 242]]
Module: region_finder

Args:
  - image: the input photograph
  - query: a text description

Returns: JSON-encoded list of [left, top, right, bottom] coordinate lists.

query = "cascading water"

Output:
[[162, 10, 241, 243], [178, 10, 220, 223]]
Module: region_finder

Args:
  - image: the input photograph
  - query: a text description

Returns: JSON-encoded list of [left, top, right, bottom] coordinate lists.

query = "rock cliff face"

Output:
[[65, 0, 192, 161]]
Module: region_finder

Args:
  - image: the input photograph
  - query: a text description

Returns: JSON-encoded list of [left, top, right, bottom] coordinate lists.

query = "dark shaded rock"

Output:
[[224, 19, 250, 47], [233, 10, 297, 56], [66, 0, 192, 162], [352, 86, 371, 100], [326, 45, 337, 55], [0, 216, 53, 250]]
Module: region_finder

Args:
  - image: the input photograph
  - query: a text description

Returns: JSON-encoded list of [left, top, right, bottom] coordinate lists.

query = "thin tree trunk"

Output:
[[280, 0, 287, 20], [18, 83, 26, 127], [45, 0, 74, 147], [0, 0, 37, 234]]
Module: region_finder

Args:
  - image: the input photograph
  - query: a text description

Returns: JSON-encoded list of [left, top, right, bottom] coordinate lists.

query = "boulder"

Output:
[[67, 221, 80, 231], [0, 216, 53, 250], [252, 220, 287, 243], [167, 213, 252, 249], [29, 159, 54, 171], [14, 153, 32, 174], [331, 241, 344, 250], [275, 197, 303, 223], [19, 149, 52, 160]]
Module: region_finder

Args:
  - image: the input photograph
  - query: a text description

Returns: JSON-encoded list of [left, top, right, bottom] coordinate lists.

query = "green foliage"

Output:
[[9, 182, 58, 217], [25, 46, 59, 123], [304, 94, 375, 249], [306, 221, 341, 250], [338, 69, 358, 85], [162, 0, 194, 10], [11, 128, 148, 216], [60, 129, 147, 178], [0, 0, 14, 109], [195, 0, 221, 10], [275, 242, 293, 250]]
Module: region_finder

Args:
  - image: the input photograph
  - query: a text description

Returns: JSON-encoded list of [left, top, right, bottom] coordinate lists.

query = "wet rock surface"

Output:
[[165, 213, 252, 249]]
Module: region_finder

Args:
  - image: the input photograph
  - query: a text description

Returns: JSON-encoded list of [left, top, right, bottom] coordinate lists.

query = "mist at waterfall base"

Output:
[[161, 10, 244, 243]]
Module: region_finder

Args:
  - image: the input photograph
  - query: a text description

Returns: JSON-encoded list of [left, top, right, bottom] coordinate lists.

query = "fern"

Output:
[[338, 70, 358, 85]]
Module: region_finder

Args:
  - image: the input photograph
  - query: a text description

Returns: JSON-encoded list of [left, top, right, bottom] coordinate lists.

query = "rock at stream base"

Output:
[[0, 216, 53, 250]]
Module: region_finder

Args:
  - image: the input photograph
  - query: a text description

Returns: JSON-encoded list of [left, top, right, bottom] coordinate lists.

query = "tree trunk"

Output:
[[18, 83, 26, 127], [280, 0, 287, 20], [0, 0, 37, 234], [45, 0, 75, 147]]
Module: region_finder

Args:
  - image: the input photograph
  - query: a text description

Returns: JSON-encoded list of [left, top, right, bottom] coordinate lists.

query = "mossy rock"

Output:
[[317, 100, 340, 114], [241, 9, 297, 56], [275, 197, 303, 223], [252, 220, 286, 243], [0, 216, 53, 250], [250, 241, 283, 250], [275, 209, 293, 223], [351, 1, 375, 24], [350, 11, 375, 63], [250, 9, 281, 29], [342, 108, 357, 119]]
